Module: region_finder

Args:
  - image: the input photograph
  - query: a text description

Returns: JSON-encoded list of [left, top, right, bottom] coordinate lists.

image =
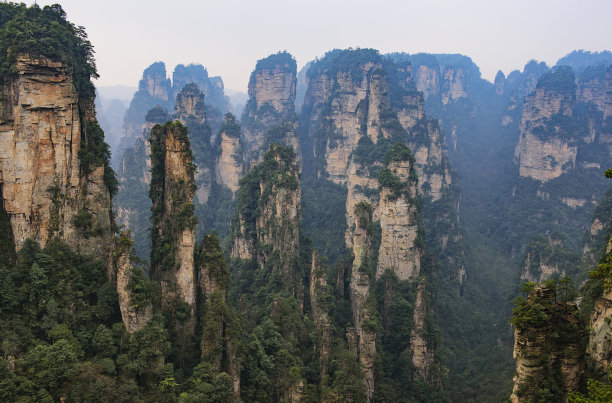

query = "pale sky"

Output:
[[34, 0, 612, 93]]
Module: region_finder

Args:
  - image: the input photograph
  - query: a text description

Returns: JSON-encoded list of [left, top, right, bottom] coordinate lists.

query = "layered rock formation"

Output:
[[514, 67, 578, 182], [510, 285, 585, 402], [119, 62, 171, 152], [115, 231, 153, 333], [0, 54, 113, 266], [198, 234, 240, 398], [150, 121, 197, 331], [588, 287, 612, 376], [231, 144, 301, 293], [376, 153, 422, 280], [214, 113, 243, 194], [309, 251, 332, 389], [241, 52, 298, 166], [173, 84, 214, 204], [519, 236, 580, 283], [348, 201, 377, 401]]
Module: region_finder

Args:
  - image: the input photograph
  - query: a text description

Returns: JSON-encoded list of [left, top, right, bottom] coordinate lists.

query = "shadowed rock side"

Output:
[[510, 285, 585, 402], [241, 52, 299, 166], [150, 121, 198, 333], [231, 144, 301, 294], [215, 113, 243, 194], [198, 234, 241, 399], [0, 54, 113, 268], [309, 251, 332, 393], [115, 231, 153, 333]]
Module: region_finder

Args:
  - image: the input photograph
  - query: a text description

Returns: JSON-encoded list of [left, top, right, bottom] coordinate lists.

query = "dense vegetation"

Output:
[[0, 3, 97, 99]]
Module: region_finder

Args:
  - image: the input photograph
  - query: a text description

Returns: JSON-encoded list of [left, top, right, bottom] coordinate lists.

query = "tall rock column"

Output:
[[231, 144, 302, 295], [198, 234, 240, 398], [0, 54, 113, 266], [310, 251, 333, 390], [349, 201, 377, 402], [514, 67, 578, 182], [215, 113, 243, 194], [510, 284, 585, 402], [150, 121, 198, 332], [376, 146, 422, 280], [241, 52, 298, 166]]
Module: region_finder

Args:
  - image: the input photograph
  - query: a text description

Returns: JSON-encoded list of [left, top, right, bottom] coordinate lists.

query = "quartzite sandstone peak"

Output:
[[0, 54, 113, 267], [241, 51, 299, 166]]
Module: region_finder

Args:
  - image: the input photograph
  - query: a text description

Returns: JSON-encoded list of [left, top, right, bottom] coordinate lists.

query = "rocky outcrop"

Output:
[[588, 288, 612, 376], [510, 285, 585, 402], [120, 62, 172, 151], [502, 60, 550, 126], [411, 282, 434, 379], [520, 236, 579, 283], [171, 63, 230, 118], [150, 121, 197, 330], [0, 54, 113, 266], [215, 113, 243, 194], [514, 67, 578, 182], [173, 84, 213, 204], [349, 202, 376, 402], [310, 251, 332, 390], [241, 52, 298, 166], [198, 234, 240, 398], [577, 65, 612, 121], [115, 232, 153, 333], [376, 156, 422, 280], [231, 144, 301, 293]]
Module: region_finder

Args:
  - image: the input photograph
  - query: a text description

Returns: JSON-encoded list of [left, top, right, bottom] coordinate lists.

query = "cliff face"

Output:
[[115, 232, 153, 333], [510, 285, 585, 403], [241, 52, 298, 166], [377, 158, 422, 280], [150, 121, 197, 331], [214, 113, 243, 194], [309, 251, 332, 390], [231, 144, 301, 293], [198, 234, 240, 398], [0, 54, 113, 266], [588, 288, 612, 376], [514, 69, 578, 182], [519, 236, 580, 283], [349, 202, 376, 401], [120, 62, 172, 151], [173, 84, 213, 204], [172, 63, 231, 118]]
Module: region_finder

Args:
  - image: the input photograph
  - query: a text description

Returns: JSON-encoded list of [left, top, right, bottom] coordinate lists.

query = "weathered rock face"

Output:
[[411, 282, 435, 379], [510, 285, 585, 403], [407, 56, 474, 104], [171, 63, 231, 117], [173, 84, 213, 204], [231, 144, 301, 293], [514, 68, 578, 182], [174, 83, 206, 122], [300, 50, 446, 396], [198, 234, 240, 398], [0, 54, 113, 265], [588, 287, 612, 376], [349, 202, 376, 402], [215, 113, 243, 194], [502, 60, 550, 126], [519, 236, 580, 283], [115, 232, 153, 333], [150, 121, 197, 330], [310, 251, 332, 389], [377, 159, 422, 280], [577, 65, 612, 121], [120, 62, 172, 152], [241, 52, 298, 166]]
